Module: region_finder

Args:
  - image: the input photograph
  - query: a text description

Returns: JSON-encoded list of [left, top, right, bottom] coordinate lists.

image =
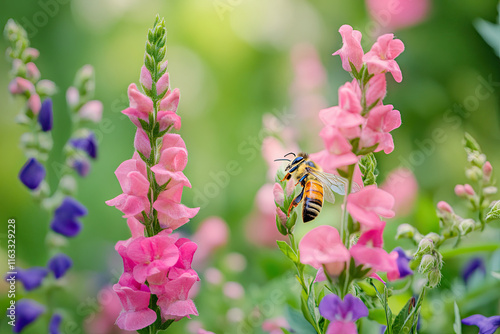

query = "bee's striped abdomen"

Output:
[[302, 180, 324, 223]]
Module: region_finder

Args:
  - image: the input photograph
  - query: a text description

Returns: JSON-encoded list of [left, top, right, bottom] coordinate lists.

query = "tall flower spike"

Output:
[[108, 16, 200, 332]]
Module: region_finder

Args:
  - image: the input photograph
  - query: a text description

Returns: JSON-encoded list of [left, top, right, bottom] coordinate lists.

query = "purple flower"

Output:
[[12, 299, 45, 333], [7, 267, 48, 291], [38, 98, 53, 132], [50, 197, 87, 237], [71, 159, 90, 177], [47, 254, 73, 279], [18, 158, 45, 190], [462, 314, 500, 334], [462, 257, 486, 285], [319, 293, 368, 334], [70, 132, 97, 159], [388, 247, 413, 280], [49, 313, 62, 334]]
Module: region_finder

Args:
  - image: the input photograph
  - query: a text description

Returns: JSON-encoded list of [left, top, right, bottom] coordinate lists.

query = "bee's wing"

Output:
[[306, 168, 362, 203]]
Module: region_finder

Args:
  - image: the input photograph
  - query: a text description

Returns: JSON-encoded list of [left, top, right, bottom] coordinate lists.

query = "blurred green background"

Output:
[[1, 0, 499, 333]]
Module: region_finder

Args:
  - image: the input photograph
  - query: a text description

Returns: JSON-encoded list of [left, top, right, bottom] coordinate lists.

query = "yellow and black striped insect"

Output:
[[276, 152, 356, 223]]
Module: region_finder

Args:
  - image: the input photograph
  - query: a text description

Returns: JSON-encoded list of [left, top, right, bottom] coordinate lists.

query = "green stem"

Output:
[[340, 164, 355, 245], [440, 243, 500, 259]]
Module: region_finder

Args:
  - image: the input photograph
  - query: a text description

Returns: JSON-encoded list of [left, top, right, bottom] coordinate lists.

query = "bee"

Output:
[[275, 152, 358, 223]]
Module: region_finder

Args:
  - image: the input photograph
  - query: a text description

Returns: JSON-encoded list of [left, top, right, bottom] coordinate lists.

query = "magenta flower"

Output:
[[333, 25, 365, 72], [113, 283, 157, 331], [126, 230, 180, 284], [363, 33, 405, 82], [156, 271, 199, 320], [153, 183, 199, 230], [350, 225, 398, 274], [299, 225, 350, 276], [121, 83, 154, 128], [360, 104, 401, 154], [319, 293, 368, 334], [150, 134, 191, 187], [106, 154, 151, 218], [462, 314, 500, 334], [19, 157, 46, 190], [347, 185, 395, 230]]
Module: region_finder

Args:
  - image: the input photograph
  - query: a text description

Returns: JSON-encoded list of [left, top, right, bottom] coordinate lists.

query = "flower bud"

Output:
[[427, 268, 441, 288], [26, 62, 40, 82], [36, 79, 57, 96], [459, 219, 475, 235], [11, 59, 25, 77], [78, 100, 103, 123], [483, 161, 493, 182], [273, 183, 284, 206], [22, 47, 40, 62], [140, 65, 152, 90], [424, 232, 442, 245], [465, 166, 482, 182], [454, 185, 466, 197], [437, 201, 453, 214], [27, 94, 41, 115], [483, 186, 497, 196], [66, 87, 79, 108], [396, 223, 415, 239], [9, 77, 35, 95], [276, 206, 287, 228], [463, 184, 475, 196], [417, 238, 434, 254], [419, 254, 436, 273], [156, 71, 170, 95]]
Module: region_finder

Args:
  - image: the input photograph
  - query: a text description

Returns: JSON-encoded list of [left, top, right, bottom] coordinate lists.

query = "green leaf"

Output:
[[485, 201, 500, 222], [463, 132, 482, 153], [474, 3, 500, 58], [368, 309, 387, 325], [370, 279, 393, 332], [300, 290, 319, 332], [277, 240, 298, 263], [391, 296, 415, 334], [284, 306, 316, 334], [281, 329, 292, 334], [453, 302, 462, 334], [357, 143, 379, 156], [139, 118, 150, 131], [306, 280, 319, 328], [276, 216, 288, 236]]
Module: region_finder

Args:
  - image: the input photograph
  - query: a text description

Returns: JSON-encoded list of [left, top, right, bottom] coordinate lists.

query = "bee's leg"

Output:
[[295, 173, 308, 187], [281, 172, 292, 182], [287, 185, 305, 216]]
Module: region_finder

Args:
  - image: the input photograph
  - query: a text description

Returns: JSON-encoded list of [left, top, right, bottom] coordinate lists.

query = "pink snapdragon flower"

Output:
[[106, 154, 150, 218], [113, 283, 157, 331], [346, 185, 395, 230], [349, 224, 398, 275], [299, 225, 350, 277], [153, 183, 200, 230], [333, 25, 364, 72], [151, 134, 191, 187], [360, 104, 401, 154], [363, 33, 405, 82]]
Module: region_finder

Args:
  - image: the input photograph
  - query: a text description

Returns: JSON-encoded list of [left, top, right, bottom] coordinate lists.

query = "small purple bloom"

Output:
[[71, 159, 90, 177], [7, 267, 48, 291], [393, 247, 413, 279], [462, 257, 486, 285], [70, 132, 97, 159], [12, 299, 45, 333], [48, 254, 73, 279], [319, 293, 368, 334], [18, 158, 45, 190], [462, 314, 500, 334], [50, 197, 87, 237], [49, 313, 63, 334], [38, 98, 53, 132]]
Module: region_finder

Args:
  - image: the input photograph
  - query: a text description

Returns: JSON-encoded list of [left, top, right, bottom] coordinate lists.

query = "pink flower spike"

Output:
[[363, 33, 405, 82], [113, 284, 157, 331], [28, 94, 41, 115], [299, 225, 350, 276], [347, 185, 395, 229], [333, 25, 364, 72], [78, 100, 103, 123], [140, 66, 152, 91], [9, 77, 35, 95]]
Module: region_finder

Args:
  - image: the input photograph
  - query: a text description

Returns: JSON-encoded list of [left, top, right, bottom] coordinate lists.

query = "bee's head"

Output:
[[274, 152, 305, 171]]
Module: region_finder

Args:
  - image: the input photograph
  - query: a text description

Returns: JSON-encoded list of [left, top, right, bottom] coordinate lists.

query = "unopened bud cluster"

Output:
[[274, 169, 297, 235], [412, 237, 443, 288]]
